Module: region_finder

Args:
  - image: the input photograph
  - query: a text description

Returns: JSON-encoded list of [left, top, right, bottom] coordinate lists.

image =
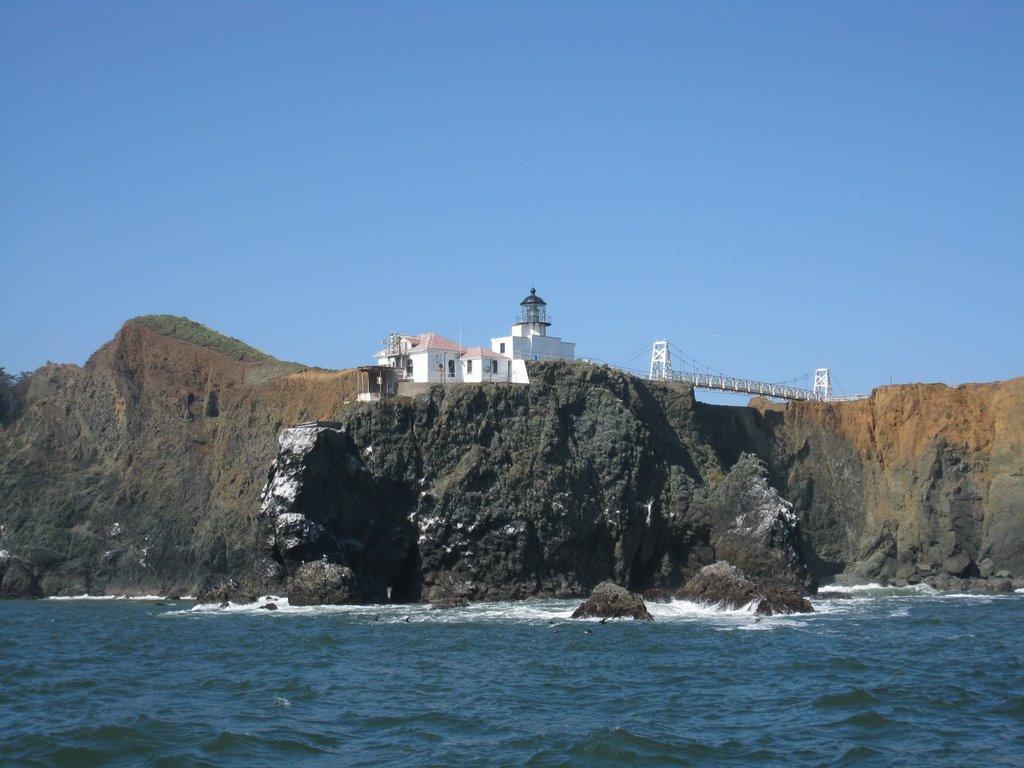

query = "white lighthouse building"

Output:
[[490, 288, 575, 362], [372, 288, 575, 391]]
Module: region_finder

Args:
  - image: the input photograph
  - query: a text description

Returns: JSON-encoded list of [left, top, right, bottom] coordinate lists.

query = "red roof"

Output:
[[460, 346, 509, 360], [410, 332, 464, 353]]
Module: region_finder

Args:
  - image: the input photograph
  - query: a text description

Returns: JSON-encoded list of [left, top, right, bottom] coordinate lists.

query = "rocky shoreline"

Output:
[[2, 317, 1022, 601]]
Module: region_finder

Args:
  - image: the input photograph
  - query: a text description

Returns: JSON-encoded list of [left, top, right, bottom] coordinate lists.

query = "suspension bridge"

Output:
[[602, 340, 866, 403]]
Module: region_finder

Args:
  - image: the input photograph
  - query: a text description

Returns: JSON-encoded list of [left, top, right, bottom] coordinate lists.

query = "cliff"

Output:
[[0, 317, 1021, 599]]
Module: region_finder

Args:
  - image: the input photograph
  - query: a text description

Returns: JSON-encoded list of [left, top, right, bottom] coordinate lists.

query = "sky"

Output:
[[2, 1, 1022, 401]]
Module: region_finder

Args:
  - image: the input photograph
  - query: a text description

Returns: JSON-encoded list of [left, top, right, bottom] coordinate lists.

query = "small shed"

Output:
[[356, 366, 397, 402]]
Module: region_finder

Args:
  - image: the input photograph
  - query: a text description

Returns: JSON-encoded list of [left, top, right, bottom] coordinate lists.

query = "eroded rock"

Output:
[[287, 560, 357, 606], [195, 579, 256, 605], [676, 561, 813, 615], [571, 581, 653, 621]]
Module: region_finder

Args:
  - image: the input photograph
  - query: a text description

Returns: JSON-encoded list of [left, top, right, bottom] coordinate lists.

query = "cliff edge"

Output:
[[0, 318, 1021, 598]]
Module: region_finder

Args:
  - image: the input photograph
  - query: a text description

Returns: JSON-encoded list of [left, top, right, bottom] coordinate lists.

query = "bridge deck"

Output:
[[663, 371, 865, 402]]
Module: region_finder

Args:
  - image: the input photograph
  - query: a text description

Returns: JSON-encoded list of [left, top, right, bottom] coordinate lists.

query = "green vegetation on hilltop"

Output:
[[129, 315, 302, 370]]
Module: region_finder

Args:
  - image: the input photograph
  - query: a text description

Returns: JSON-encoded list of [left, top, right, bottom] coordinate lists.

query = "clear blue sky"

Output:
[[2, 1, 1022, 400]]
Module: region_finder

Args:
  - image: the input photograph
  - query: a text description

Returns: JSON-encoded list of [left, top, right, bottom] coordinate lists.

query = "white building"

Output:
[[374, 288, 575, 387], [490, 288, 575, 363]]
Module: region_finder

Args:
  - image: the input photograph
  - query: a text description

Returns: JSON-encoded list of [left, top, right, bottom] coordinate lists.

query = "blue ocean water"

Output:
[[1, 588, 1022, 767]]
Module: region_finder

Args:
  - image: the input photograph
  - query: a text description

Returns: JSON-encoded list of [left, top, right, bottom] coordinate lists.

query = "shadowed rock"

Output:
[[195, 579, 256, 605], [430, 595, 470, 609], [677, 561, 812, 615], [571, 581, 653, 621], [0, 551, 42, 599], [287, 560, 357, 606]]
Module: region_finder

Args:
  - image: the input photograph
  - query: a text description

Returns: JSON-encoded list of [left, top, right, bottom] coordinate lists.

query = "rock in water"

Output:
[[757, 587, 813, 615], [677, 562, 760, 607], [258, 422, 410, 604], [676, 561, 812, 615], [429, 595, 470, 609], [287, 560, 358, 606], [696, 454, 810, 591], [571, 581, 653, 621], [194, 579, 256, 605]]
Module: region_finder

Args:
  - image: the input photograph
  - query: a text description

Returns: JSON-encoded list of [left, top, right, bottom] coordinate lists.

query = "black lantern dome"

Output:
[[515, 287, 550, 326]]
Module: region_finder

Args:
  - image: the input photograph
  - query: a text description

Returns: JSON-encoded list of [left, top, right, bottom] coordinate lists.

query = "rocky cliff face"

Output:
[[1, 317, 1021, 599]]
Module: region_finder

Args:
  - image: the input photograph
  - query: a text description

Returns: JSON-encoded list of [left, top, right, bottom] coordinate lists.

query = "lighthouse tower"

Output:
[[491, 288, 575, 362], [513, 287, 550, 337]]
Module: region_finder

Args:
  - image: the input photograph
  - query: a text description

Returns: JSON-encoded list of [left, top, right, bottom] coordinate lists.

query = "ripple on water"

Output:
[[813, 687, 882, 709], [0, 591, 1022, 767]]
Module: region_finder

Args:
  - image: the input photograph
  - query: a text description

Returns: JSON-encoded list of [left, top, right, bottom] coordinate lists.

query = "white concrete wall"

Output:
[[510, 359, 530, 383], [492, 332, 574, 362], [462, 356, 509, 383], [410, 350, 463, 383]]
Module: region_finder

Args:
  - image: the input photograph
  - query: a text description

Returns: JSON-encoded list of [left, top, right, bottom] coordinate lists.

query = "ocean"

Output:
[[1, 587, 1022, 767]]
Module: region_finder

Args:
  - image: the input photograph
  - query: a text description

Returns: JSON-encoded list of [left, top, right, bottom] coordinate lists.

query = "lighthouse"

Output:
[[490, 288, 575, 362], [512, 287, 550, 337]]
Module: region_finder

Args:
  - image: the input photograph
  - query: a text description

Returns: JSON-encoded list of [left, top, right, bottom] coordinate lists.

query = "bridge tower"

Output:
[[813, 368, 832, 400], [649, 340, 672, 380]]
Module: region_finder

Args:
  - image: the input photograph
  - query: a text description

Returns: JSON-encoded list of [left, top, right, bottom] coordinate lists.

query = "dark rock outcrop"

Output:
[[257, 422, 414, 603], [287, 560, 358, 606], [194, 579, 256, 605], [0, 550, 42, 599], [429, 595, 470, 609], [571, 581, 653, 621], [676, 561, 812, 615], [0, 316, 1020, 599], [691, 454, 809, 590]]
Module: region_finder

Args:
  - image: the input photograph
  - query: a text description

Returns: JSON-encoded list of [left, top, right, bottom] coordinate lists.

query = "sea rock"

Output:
[[287, 560, 358, 606], [0, 551, 42, 599], [260, 602, 278, 610], [195, 579, 256, 605], [694, 454, 810, 591], [430, 595, 470, 609], [676, 561, 760, 607], [759, 588, 814, 615], [942, 552, 975, 577], [642, 587, 672, 603], [571, 581, 653, 621], [258, 423, 410, 604], [676, 561, 812, 615]]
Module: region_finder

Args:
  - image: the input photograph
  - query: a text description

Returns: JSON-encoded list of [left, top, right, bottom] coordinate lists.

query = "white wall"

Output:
[[410, 350, 463, 383], [510, 359, 530, 383], [492, 333, 574, 362], [462, 356, 509, 383]]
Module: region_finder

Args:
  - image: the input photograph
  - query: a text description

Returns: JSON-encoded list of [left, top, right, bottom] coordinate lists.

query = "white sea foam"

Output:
[[648, 598, 760, 619], [176, 595, 821, 632], [48, 594, 168, 601], [815, 582, 938, 596]]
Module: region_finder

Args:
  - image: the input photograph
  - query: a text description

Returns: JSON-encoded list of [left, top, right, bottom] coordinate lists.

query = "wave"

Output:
[[47, 594, 177, 601], [179, 595, 819, 633], [814, 583, 937, 597]]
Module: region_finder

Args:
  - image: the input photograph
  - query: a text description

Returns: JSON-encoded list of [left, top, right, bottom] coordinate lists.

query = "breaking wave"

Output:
[[47, 594, 174, 601]]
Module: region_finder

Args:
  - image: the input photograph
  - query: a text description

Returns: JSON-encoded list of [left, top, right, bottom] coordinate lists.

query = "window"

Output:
[[467, 360, 473, 374], [499, 342, 505, 354], [491, 359, 498, 374], [448, 359, 455, 377]]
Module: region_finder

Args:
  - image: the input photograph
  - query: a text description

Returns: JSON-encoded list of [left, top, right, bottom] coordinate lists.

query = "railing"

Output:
[[513, 312, 552, 325], [667, 371, 820, 401]]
